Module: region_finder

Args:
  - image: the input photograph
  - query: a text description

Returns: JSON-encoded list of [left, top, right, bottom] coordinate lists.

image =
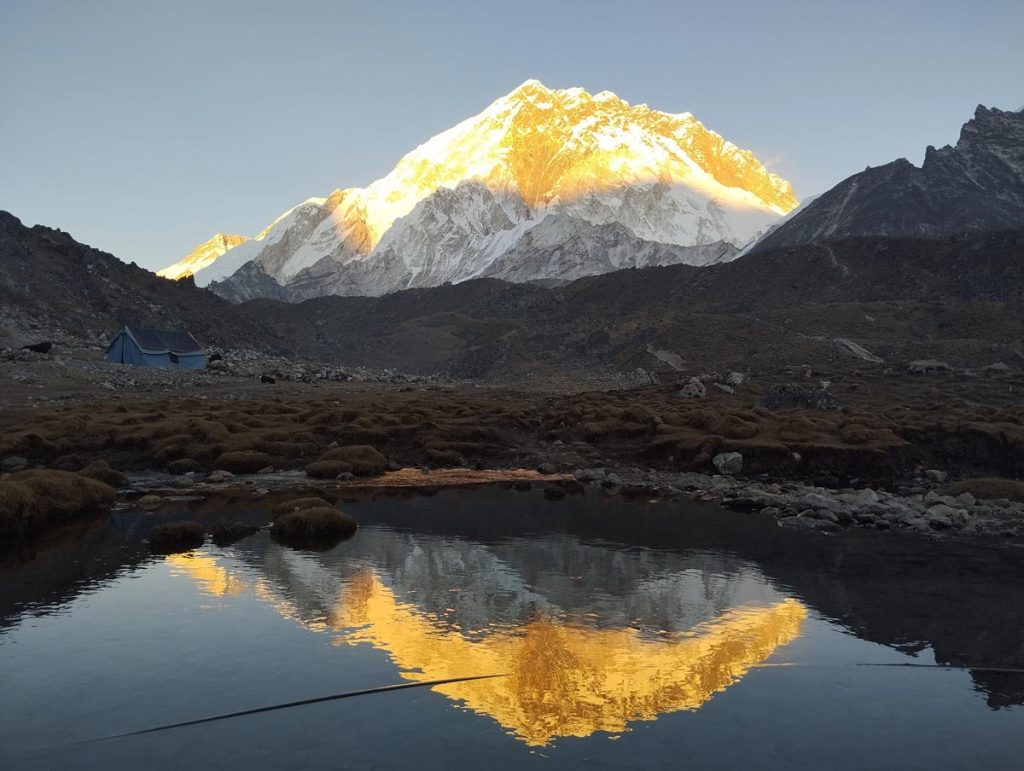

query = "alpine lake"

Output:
[[3, 485, 1023, 770]]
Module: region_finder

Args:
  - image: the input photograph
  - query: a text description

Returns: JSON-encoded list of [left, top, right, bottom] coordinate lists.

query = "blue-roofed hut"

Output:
[[106, 326, 207, 370]]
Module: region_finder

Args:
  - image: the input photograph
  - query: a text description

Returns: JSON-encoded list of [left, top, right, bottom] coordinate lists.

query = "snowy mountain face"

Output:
[[750, 105, 1024, 253], [156, 232, 248, 280], [162, 80, 798, 300]]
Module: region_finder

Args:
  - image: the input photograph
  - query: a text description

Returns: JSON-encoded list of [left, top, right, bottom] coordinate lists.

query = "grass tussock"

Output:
[[0, 470, 115, 540], [305, 460, 354, 479], [213, 451, 272, 474], [209, 520, 260, 547], [149, 521, 205, 554], [80, 459, 129, 487], [270, 506, 358, 547], [318, 445, 387, 476], [272, 497, 335, 517]]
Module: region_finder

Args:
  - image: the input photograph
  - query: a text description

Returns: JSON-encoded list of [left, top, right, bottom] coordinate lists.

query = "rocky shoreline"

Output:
[[103, 460, 1024, 547]]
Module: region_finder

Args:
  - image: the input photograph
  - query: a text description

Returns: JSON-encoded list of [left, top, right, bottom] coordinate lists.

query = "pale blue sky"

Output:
[[2, 0, 1021, 270]]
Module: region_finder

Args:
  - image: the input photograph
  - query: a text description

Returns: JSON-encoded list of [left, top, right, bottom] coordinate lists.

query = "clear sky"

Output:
[[2, 0, 1022, 271]]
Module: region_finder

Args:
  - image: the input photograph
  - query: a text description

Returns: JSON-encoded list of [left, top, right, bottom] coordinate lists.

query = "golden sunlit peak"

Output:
[[170, 79, 799, 286], [157, 232, 249, 281]]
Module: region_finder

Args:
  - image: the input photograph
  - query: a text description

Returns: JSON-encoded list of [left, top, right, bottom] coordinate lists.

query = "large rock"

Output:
[[759, 383, 842, 412], [908, 360, 952, 375], [678, 377, 706, 398], [712, 452, 743, 475], [615, 368, 658, 390]]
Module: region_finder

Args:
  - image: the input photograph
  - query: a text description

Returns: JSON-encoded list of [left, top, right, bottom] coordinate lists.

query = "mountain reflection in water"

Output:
[[167, 525, 806, 745]]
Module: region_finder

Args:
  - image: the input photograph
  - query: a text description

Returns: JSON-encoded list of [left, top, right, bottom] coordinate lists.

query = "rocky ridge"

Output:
[[751, 105, 1024, 252]]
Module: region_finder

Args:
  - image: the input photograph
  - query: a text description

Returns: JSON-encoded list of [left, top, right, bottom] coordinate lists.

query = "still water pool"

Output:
[[2, 487, 1023, 769]]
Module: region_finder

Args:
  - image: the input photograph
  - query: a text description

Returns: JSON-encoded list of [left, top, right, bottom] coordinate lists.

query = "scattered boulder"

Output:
[[537, 462, 557, 475], [1, 456, 29, 472], [832, 338, 883, 364], [944, 478, 1024, 503], [149, 521, 205, 554], [678, 377, 706, 399], [982, 362, 1010, 374], [759, 383, 842, 412], [207, 469, 235, 484], [615, 368, 658, 390], [137, 494, 164, 508], [908, 360, 952, 375], [573, 468, 606, 483], [712, 452, 743, 475], [924, 469, 948, 483]]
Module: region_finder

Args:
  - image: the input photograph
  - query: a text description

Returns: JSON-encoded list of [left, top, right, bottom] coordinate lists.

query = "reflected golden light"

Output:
[[171, 553, 805, 746], [166, 553, 248, 597], [330, 570, 806, 746]]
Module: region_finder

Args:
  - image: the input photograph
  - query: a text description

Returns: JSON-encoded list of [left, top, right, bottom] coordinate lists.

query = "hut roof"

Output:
[[116, 326, 204, 355]]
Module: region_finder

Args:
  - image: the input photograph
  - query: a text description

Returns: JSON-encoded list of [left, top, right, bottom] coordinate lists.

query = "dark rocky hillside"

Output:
[[752, 106, 1024, 252], [0, 211, 281, 351], [240, 229, 1024, 378]]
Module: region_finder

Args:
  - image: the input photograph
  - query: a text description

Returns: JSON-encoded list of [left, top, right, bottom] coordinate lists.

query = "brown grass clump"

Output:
[[684, 408, 719, 430], [717, 415, 760, 440], [213, 451, 272, 474], [425, 448, 465, 467], [149, 521, 205, 554], [0, 470, 115, 539], [839, 423, 873, 445], [80, 460, 129, 487], [272, 497, 334, 517], [319, 445, 387, 476], [270, 507, 358, 547], [305, 460, 353, 479], [209, 520, 259, 547], [944, 478, 1024, 502], [167, 458, 202, 474]]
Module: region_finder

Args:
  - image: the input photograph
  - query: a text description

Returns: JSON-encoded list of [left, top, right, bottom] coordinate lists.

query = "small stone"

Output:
[[137, 494, 163, 508], [207, 469, 235, 483], [573, 468, 606, 483], [1, 455, 28, 471], [257, 465, 275, 474], [335, 472, 356, 482], [956, 492, 976, 506], [537, 462, 557, 475], [924, 469, 948, 483]]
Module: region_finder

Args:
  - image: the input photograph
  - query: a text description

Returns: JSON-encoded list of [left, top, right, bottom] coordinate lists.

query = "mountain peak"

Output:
[[158, 232, 249, 281], [164, 83, 798, 296]]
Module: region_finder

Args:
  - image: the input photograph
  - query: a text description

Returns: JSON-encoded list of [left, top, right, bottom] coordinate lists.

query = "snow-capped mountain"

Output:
[[156, 232, 248, 280], [749, 105, 1024, 253], [161, 80, 798, 299]]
